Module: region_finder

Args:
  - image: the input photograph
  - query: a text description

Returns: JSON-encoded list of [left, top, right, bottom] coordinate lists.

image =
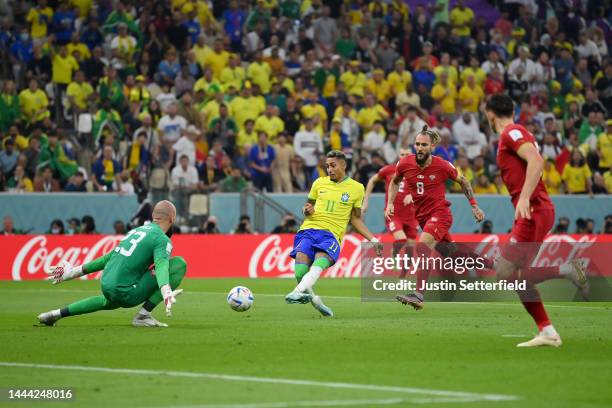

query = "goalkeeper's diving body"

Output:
[[37, 200, 185, 328], [285, 150, 383, 316]]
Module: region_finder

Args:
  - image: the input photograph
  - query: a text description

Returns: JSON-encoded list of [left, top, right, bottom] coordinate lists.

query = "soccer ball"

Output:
[[227, 286, 254, 312]]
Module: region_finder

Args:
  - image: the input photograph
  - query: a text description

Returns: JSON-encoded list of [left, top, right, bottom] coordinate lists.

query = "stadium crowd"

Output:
[[0, 0, 610, 208]]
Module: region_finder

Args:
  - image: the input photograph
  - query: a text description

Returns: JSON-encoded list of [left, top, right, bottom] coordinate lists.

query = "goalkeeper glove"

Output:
[[45, 261, 84, 284], [160, 284, 183, 317]]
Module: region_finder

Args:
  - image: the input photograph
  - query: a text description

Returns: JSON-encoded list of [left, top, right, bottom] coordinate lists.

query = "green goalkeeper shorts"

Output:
[[101, 269, 159, 308]]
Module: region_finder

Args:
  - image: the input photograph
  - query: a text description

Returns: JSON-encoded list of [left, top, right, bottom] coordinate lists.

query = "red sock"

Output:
[[392, 239, 407, 257], [521, 301, 551, 331], [512, 276, 551, 331], [519, 266, 560, 284]]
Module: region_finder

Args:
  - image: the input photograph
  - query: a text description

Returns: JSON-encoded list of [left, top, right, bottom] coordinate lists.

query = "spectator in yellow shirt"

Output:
[[433, 52, 459, 84], [450, 0, 474, 39], [596, 120, 612, 172], [301, 92, 328, 131], [366, 69, 391, 105], [201, 90, 232, 127], [474, 174, 498, 194], [562, 150, 593, 195], [357, 94, 389, 131], [450, 156, 473, 192], [542, 158, 563, 194], [192, 35, 212, 69], [461, 55, 487, 86], [66, 32, 90, 60], [565, 79, 586, 109], [247, 50, 272, 93], [431, 71, 457, 116], [203, 39, 230, 80], [255, 105, 285, 143], [66, 70, 94, 112], [230, 86, 263, 130], [458, 74, 484, 113], [220, 54, 245, 92], [340, 60, 367, 97], [51, 42, 79, 86], [387, 59, 413, 97], [493, 173, 509, 194], [18, 78, 50, 124], [26, 0, 53, 41], [237, 119, 258, 153]]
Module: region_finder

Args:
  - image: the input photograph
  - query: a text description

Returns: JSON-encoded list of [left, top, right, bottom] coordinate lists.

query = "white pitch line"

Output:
[[1, 288, 609, 311], [501, 334, 529, 338], [0, 362, 518, 403], [161, 398, 407, 408]]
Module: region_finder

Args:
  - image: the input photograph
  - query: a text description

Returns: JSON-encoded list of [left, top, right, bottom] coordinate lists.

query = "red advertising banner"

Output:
[[1, 234, 610, 281]]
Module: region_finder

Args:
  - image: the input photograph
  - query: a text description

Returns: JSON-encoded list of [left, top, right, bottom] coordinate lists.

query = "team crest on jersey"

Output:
[[429, 175, 436, 180], [341, 193, 350, 203]]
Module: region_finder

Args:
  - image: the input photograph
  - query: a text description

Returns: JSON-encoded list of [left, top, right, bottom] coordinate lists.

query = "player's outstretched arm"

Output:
[[363, 174, 381, 214], [45, 252, 113, 284], [384, 175, 401, 220], [452, 174, 485, 223], [350, 208, 383, 256], [515, 143, 544, 219]]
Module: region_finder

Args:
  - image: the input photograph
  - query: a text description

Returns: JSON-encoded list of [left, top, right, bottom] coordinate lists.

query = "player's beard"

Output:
[[416, 151, 430, 166]]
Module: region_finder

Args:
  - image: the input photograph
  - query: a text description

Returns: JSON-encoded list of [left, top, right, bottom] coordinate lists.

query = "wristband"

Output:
[[160, 284, 172, 300], [74, 265, 84, 277], [469, 198, 477, 207], [370, 237, 379, 243]]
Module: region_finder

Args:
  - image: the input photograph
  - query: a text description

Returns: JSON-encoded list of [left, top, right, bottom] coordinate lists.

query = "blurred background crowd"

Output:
[[0, 0, 609, 215]]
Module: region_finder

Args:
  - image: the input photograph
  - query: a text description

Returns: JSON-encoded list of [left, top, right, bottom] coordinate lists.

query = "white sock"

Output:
[[540, 325, 558, 337], [295, 266, 323, 293], [138, 307, 150, 316], [559, 263, 573, 276]]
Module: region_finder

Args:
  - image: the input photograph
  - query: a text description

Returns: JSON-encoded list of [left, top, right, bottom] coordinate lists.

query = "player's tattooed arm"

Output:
[[456, 175, 475, 202], [454, 175, 485, 222], [303, 199, 316, 216]]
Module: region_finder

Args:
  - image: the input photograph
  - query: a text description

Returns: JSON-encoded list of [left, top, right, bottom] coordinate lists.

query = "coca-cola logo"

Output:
[[248, 234, 364, 278], [12, 236, 122, 281]]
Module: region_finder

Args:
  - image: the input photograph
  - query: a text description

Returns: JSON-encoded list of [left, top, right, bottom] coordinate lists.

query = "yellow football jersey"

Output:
[[300, 176, 365, 243]]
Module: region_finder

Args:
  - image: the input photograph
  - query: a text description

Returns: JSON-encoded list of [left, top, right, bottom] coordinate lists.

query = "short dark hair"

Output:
[[485, 94, 514, 118], [326, 150, 346, 161]]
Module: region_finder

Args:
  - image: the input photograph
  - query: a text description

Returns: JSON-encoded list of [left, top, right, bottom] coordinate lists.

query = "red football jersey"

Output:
[[378, 164, 414, 218], [395, 155, 458, 222], [497, 124, 554, 210]]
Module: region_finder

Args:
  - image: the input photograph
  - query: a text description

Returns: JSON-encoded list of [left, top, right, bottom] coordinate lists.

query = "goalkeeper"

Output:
[[37, 200, 186, 328]]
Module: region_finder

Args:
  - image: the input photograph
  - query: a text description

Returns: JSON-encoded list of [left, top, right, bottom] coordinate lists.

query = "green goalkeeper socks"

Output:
[[66, 295, 119, 316]]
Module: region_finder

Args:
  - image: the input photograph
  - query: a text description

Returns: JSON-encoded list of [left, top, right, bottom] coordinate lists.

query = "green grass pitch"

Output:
[[1, 279, 611, 408]]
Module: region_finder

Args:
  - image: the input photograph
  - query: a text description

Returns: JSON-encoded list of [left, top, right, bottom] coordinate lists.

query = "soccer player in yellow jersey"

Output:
[[285, 151, 382, 316]]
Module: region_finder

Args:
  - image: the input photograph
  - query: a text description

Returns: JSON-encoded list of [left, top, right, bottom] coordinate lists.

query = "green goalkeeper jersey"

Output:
[[100, 223, 173, 289]]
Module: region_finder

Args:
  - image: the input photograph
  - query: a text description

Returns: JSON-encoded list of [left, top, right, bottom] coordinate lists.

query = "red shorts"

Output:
[[419, 209, 453, 243], [503, 208, 555, 266], [386, 216, 418, 240]]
